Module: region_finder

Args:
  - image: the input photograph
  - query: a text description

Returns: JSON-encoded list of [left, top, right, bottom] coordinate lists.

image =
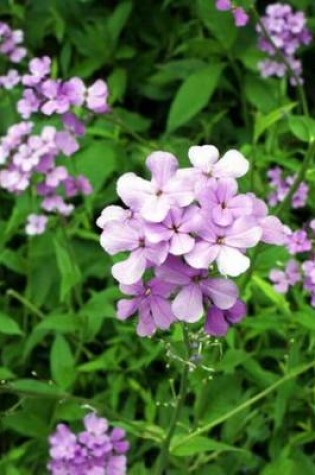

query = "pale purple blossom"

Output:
[[117, 278, 175, 336], [267, 166, 308, 209], [204, 299, 246, 336], [48, 413, 129, 475], [257, 3, 312, 84], [25, 214, 48, 236], [286, 229, 311, 254], [269, 259, 301, 293], [215, 1, 249, 27]]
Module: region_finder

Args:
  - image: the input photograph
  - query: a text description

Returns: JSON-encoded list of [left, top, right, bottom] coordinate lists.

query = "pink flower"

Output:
[[100, 221, 168, 284], [198, 178, 252, 227], [215, 0, 231, 11], [117, 151, 194, 223], [25, 214, 48, 236], [144, 206, 199, 255], [185, 217, 262, 277], [86, 79, 109, 113], [156, 257, 238, 322], [117, 278, 175, 336]]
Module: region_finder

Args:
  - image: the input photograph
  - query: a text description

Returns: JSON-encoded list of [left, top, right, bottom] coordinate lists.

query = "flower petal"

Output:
[[213, 150, 249, 178], [204, 307, 229, 336], [224, 217, 262, 248], [202, 278, 238, 309], [170, 233, 195, 255], [172, 284, 204, 322], [112, 249, 147, 284], [150, 296, 175, 329], [146, 151, 178, 188], [117, 172, 152, 209], [216, 246, 250, 277], [100, 222, 139, 255], [117, 298, 139, 320], [185, 241, 220, 269], [188, 145, 219, 172], [141, 194, 170, 223]]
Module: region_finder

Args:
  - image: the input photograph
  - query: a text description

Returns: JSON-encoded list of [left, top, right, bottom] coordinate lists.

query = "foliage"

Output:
[[0, 0, 315, 474]]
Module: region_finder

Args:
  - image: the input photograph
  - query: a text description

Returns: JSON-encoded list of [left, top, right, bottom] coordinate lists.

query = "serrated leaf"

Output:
[[166, 64, 224, 132]]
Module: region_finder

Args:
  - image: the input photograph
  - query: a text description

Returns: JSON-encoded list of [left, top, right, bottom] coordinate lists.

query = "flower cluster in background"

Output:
[[270, 220, 315, 307], [0, 22, 110, 236], [98, 145, 286, 337], [48, 412, 129, 475], [257, 3, 312, 84], [0, 21, 26, 89], [215, 0, 249, 27], [267, 166, 309, 208]]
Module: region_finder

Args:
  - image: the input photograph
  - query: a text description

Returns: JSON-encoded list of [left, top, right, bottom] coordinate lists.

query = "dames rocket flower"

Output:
[[48, 412, 129, 475], [257, 3, 312, 85], [98, 144, 286, 337]]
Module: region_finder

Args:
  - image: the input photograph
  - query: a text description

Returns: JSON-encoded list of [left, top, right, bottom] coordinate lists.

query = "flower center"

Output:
[[216, 236, 224, 244]]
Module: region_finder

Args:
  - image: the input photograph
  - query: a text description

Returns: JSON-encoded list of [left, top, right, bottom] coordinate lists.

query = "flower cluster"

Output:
[[215, 0, 249, 27], [257, 3, 312, 84], [0, 25, 109, 235], [48, 412, 129, 475], [98, 145, 286, 337], [0, 22, 27, 90], [267, 166, 309, 209], [0, 118, 92, 235], [270, 220, 315, 307], [17, 56, 108, 119]]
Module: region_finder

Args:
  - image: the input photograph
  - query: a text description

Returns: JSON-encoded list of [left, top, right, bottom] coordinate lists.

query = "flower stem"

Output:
[[251, 6, 309, 118], [154, 325, 191, 475], [275, 139, 315, 216]]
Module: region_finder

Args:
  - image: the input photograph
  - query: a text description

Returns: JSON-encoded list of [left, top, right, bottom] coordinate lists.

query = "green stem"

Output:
[[154, 325, 191, 475], [171, 360, 315, 452], [275, 140, 315, 216], [7, 289, 44, 320], [251, 6, 309, 117]]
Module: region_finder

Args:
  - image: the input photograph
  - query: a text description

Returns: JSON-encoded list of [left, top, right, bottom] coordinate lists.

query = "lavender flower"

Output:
[[48, 413, 129, 475], [0, 22, 26, 63], [205, 300, 246, 336], [98, 144, 286, 336], [215, 1, 249, 27], [269, 259, 301, 293], [257, 3, 312, 85], [267, 166, 308, 209]]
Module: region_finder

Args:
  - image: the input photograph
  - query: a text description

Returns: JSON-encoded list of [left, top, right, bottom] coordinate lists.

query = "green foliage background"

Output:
[[0, 0, 315, 474]]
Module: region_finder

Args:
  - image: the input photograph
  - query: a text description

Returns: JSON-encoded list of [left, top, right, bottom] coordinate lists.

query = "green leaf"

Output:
[[0, 312, 23, 335], [50, 335, 75, 389], [254, 102, 296, 142], [0, 367, 15, 380], [166, 64, 224, 132], [107, 1, 133, 45], [252, 275, 290, 315], [53, 236, 81, 302], [170, 435, 244, 456], [36, 313, 79, 333], [10, 379, 65, 397], [288, 115, 315, 142], [197, 0, 238, 49]]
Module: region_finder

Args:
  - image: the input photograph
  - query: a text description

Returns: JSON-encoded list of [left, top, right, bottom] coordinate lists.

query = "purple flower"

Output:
[[117, 151, 194, 223], [257, 3, 312, 84], [117, 278, 175, 336], [144, 206, 199, 255], [232, 8, 249, 27], [215, 1, 249, 27], [270, 259, 301, 293], [205, 300, 246, 336], [48, 413, 129, 475], [215, 0, 231, 11], [286, 229, 312, 254], [25, 214, 48, 236], [156, 257, 238, 322], [96, 206, 135, 230], [100, 220, 168, 284], [185, 217, 262, 277], [0, 69, 20, 89], [23, 56, 51, 86], [86, 79, 109, 113], [197, 178, 252, 227]]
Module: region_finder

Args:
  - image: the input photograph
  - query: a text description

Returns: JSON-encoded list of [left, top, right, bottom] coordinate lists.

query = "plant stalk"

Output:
[[154, 325, 190, 475]]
